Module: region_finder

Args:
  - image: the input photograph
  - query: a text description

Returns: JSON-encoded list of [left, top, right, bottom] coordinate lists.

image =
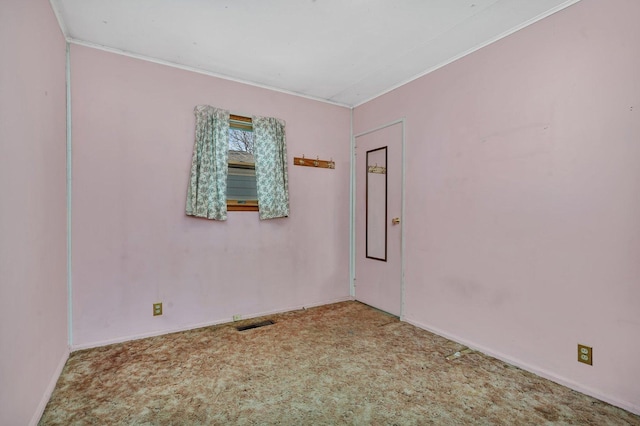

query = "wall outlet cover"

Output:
[[153, 302, 163, 316], [578, 344, 592, 365]]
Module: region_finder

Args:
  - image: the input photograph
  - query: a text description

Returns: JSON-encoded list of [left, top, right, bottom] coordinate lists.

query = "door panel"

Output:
[[355, 122, 403, 316]]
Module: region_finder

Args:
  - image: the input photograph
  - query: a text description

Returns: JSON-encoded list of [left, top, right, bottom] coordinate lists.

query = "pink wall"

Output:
[[70, 45, 351, 348], [354, 0, 640, 414], [0, 0, 69, 424]]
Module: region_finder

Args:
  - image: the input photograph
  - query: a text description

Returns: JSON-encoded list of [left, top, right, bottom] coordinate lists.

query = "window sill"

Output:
[[227, 201, 258, 212]]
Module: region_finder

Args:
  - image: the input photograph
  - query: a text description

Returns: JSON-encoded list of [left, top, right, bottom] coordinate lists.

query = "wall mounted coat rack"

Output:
[[293, 155, 335, 169], [368, 165, 386, 174]]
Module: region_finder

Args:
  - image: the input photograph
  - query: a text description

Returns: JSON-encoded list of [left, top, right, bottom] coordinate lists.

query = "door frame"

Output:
[[351, 118, 406, 319]]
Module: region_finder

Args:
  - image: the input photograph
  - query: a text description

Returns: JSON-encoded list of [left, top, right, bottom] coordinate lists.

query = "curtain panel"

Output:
[[253, 116, 290, 220], [186, 105, 230, 220]]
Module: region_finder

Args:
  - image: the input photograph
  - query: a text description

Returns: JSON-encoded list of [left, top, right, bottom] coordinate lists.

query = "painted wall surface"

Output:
[[70, 45, 351, 348], [354, 0, 640, 414], [0, 0, 69, 424]]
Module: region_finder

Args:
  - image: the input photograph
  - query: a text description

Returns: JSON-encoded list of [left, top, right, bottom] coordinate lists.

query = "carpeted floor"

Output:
[[40, 301, 639, 425]]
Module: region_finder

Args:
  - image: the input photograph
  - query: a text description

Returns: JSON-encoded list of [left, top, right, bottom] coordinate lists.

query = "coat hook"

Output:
[[314, 156, 319, 167]]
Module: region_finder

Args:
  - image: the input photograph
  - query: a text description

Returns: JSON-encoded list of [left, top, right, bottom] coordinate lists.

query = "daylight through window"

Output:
[[227, 115, 258, 211]]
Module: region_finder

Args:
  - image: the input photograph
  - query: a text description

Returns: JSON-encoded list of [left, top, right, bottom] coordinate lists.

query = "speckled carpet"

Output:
[[40, 301, 639, 425]]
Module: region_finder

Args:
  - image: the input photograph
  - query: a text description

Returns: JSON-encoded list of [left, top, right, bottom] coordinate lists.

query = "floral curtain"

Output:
[[253, 116, 289, 219], [186, 105, 230, 220]]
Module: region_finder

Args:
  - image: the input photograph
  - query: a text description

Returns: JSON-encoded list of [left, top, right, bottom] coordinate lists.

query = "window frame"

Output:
[[227, 114, 258, 212]]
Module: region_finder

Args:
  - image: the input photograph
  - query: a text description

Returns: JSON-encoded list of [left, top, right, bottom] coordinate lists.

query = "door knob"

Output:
[[392, 217, 401, 225]]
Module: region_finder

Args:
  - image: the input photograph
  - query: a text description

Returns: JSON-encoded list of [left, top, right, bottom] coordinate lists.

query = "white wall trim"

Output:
[[349, 108, 356, 298], [404, 316, 640, 417], [399, 119, 406, 321], [353, 119, 405, 140], [352, 0, 583, 108], [48, 0, 69, 41], [66, 38, 351, 109], [71, 297, 354, 352], [65, 43, 73, 348], [29, 348, 70, 426]]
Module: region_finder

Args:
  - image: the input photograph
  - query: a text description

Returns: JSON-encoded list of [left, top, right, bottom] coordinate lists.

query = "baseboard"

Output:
[[29, 347, 70, 426], [71, 296, 354, 352], [403, 316, 640, 417]]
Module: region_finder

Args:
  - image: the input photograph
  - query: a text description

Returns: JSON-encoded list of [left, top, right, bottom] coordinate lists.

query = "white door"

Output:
[[355, 121, 403, 316]]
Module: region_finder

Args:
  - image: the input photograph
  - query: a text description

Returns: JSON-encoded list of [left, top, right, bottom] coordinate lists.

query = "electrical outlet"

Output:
[[233, 315, 242, 321], [153, 302, 163, 316], [578, 344, 592, 365]]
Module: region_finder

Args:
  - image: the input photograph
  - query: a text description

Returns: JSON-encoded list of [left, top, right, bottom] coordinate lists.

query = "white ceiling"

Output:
[[50, 0, 580, 107]]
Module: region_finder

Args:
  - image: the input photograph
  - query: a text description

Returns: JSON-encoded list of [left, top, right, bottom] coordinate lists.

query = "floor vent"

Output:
[[236, 320, 275, 331]]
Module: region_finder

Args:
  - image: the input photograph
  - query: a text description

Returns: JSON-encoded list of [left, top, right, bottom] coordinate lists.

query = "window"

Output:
[[187, 106, 288, 220], [227, 115, 258, 211]]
